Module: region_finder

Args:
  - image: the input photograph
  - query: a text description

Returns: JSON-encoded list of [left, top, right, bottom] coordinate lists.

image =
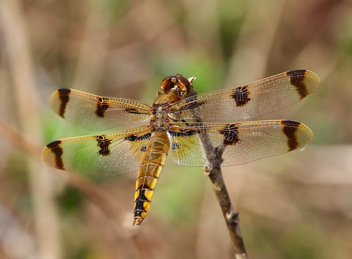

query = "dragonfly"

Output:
[[41, 70, 320, 225]]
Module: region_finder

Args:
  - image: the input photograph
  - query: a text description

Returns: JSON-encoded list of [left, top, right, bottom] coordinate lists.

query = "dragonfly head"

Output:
[[160, 74, 194, 97]]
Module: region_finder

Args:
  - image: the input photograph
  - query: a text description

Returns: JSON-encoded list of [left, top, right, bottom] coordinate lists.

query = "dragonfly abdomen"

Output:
[[133, 129, 170, 225]]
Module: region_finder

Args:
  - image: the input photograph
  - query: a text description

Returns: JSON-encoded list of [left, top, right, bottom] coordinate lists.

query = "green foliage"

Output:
[[152, 166, 206, 226], [56, 186, 84, 215]]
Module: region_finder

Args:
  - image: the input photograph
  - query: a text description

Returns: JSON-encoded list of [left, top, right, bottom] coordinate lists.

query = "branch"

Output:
[[201, 138, 247, 257], [206, 161, 247, 258], [188, 79, 248, 257]]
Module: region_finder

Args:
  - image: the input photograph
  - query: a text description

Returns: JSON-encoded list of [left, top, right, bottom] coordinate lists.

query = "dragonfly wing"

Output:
[[168, 120, 313, 167], [170, 70, 320, 122], [49, 89, 151, 130], [42, 127, 151, 176]]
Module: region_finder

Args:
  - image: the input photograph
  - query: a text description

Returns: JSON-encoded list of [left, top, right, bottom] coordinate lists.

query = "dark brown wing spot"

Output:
[[96, 135, 112, 156], [46, 140, 65, 170], [125, 133, 151, 142], [96, 97, 110, 118], [140, 146, 147, 152], [57, 89, 71, 118], [168, 130, 199, 137], [125, 134, 138, 141], [125, 108, 141, 114], [171, 142, 180, 151], [286, 70, 308, 99], [184, 100, 205, 110], [219, 124, 240, 145], [281, 120, 301, 151], [231, 85, 251, 107]]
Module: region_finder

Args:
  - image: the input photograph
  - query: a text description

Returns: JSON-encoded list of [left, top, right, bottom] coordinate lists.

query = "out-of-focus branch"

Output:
[[0, 118, 124, 229], [0, 118, 146, 257], [0, 0, 130, 236], [0, 1, 61, 258]]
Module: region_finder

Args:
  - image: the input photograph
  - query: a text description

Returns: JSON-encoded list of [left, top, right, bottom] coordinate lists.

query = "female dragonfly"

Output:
[[42, 70, 320, 225]]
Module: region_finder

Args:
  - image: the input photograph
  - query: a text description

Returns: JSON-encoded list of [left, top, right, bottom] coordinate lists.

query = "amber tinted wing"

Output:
[[49, 89, 151, 130], [169, 70, 320, 122], [42, 127, 151, 176], [168, 120, 313, 167]]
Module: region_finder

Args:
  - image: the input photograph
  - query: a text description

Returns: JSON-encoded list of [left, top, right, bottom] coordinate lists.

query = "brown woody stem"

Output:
[[206, 165, 247, 258], [188, 81, 248, 257]]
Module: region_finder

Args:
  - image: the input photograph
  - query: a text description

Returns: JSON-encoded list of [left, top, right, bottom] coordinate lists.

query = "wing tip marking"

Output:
[[45, 140, 65, 170], [56, 89, 71, 118], [46, 140, 62, 148], [286, 70, 309, 99], [57, 88, 72, 95], [280, 120, 301, 151]]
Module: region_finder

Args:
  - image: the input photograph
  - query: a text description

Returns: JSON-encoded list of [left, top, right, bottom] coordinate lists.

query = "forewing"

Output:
[[170, 70, 320, 122], [169, 121, 313, 167], [49, 89, 151, 130], [41, 127, 151, 176]]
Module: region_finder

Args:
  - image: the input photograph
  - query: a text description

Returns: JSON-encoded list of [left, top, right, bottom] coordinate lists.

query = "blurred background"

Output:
[[0, 0, 352, 258]]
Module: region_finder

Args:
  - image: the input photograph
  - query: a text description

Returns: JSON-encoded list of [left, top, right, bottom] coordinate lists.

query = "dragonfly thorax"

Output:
[[150, 90, 185, 130], [150, 103, 172, 129]]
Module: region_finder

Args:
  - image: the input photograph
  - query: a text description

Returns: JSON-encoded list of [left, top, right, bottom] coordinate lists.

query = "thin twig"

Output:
[[206, 165, 247, 258], [202, 145, 247, 258], [188, 82, 248, 257]]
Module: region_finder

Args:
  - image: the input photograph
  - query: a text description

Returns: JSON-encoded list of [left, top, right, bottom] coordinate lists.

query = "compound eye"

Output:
[[175, 74, 191, 96], [160, 74, 192, 96], [160, 76, 176, 93]]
